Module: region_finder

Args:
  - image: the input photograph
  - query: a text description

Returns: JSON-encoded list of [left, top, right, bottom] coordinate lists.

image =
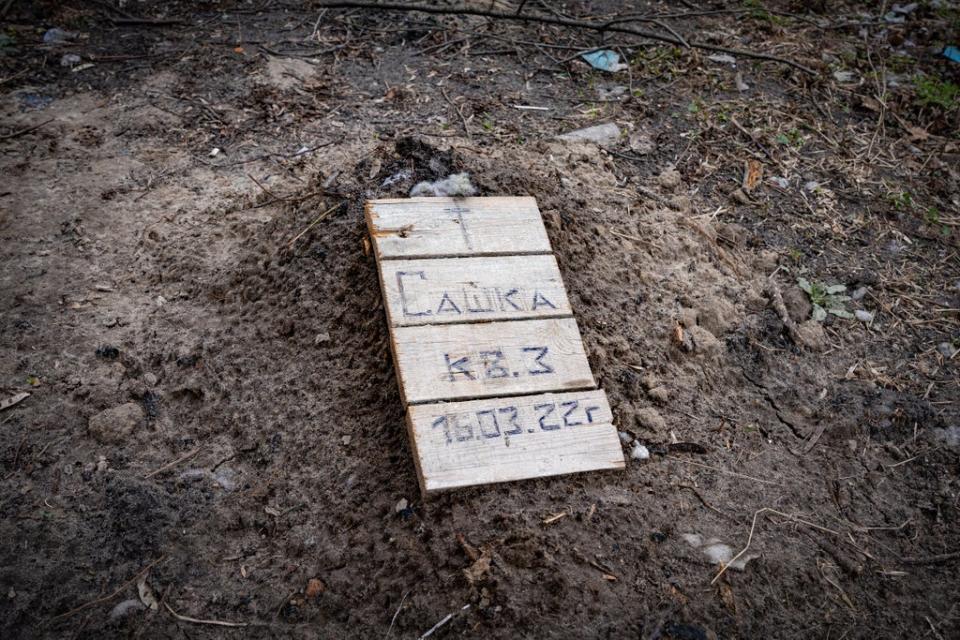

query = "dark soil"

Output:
[[1, 1, 958, 638]]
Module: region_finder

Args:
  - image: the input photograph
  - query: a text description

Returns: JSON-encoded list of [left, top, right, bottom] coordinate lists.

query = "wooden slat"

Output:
[[377, 255, 572, 327], [407, 390, 623, 492], [391, 318, 594, 404], [366, 196, 551, 259]]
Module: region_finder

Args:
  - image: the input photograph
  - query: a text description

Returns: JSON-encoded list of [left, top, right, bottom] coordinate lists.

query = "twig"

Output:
[[901, 550, 960, 565], [315, 1, 817, 74], [712, 508, 846, 583], [440, 86, 472, 139], [666, 456, 777, 485], [0, 118, 54, 141], [48, 557, 165, 622], [419, 604, 470, 640], [288, 202, 343, 248], [676, 483, 725, 516], [144, 447, 200, 479], [385, 590, 410, 638], [164, 602, 248, 627]]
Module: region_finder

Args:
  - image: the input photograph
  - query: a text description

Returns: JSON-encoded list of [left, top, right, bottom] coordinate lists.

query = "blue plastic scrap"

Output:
[[580, 50, 627, 72], [944, 46, 960, 64]]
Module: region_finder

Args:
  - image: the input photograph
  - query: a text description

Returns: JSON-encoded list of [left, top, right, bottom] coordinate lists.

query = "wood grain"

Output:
[[407, 390, 624, 492], [377, 255, 572, 327], [391, 317, 595, 404], [366, 196, 552, 259]]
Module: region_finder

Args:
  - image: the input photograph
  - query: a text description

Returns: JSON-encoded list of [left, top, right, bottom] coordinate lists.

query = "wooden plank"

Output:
[[377, 255, 572, 327], [366, 196, 551, 259], [391, 318, 594, 404], [407, 390, 624, 492]]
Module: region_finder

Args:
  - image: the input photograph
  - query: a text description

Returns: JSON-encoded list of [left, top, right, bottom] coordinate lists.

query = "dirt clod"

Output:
[[88, 403, 143, 444]]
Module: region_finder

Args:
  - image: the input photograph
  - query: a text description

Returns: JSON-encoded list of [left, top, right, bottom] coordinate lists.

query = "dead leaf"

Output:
[[860, 95, 882, 112], [742, 159, 763, 192], [305, 578, 325, 599], [0, 392, 29, 411], [906, 126, 930, 142], [718, 581, 737, 615], [671, 323, 684, 347], [137, 575, 159, 611]]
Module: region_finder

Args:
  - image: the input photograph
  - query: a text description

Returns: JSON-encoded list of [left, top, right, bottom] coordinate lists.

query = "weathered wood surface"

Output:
[[407, 390, 623, 492], [377, 255, 572, 327], [366, 196, 551, 259], [391, 318, 594, 404]]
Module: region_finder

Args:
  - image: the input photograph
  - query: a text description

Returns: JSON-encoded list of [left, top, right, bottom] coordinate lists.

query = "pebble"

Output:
[[618, 431, 633, 444], [855, 309, 874, 323], [851, 286, 869, 301], [60, 53, 81, 67], [937, 342, 956, 358], [314, 332, 331, 345], [630, 442, 650, 460], [556, 122, 621, 145], [394, 498, 408, 513], [144, 373, 158, 386]]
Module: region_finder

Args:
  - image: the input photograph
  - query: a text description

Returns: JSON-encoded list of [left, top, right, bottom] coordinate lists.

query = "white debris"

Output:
[[630, 442, 650, 460], [682, 533, 759, 571], [855, 309, 874, 323], [394, 498, 409, 513], [109, 599, 146, 621], [60, 53, 81, 67], [618, 431, 634, 444], [556, 123, 621, 146], [707, 53, 737, 65], [769, 176, 790, 189], [410, 173, 477, 197]]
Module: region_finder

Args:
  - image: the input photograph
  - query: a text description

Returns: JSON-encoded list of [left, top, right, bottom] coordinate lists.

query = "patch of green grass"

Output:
[[798, 278, 853, 321], [775, 128, 804, 147], [914, 75, 959, 111], [889, 190, 913, 211]]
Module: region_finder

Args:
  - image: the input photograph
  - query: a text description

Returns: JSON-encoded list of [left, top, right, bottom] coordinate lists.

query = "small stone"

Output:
[[618, 431, 633, 444], [851, 286, 869, 301], [7, 588, 15, 599], [630, 442, 650, 460], [314, 332, 331, 345], [394, 498, 408, 513], [60, 53, 81, 67], [96, 455, 108, 472], [214, 467, 238, 491], [88, 403, 143, 444], [636, 408, 667, 432], [937, 343, 955, 358], [556, 122, 621, 145], [628, 131, 655, 155], [854, 309, 874, 323], [340, 435, 351, 445], [144, 373, 158, 387]]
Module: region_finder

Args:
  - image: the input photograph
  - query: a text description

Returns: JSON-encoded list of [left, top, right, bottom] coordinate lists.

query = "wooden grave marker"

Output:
[[366, 196, 624, 492]]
